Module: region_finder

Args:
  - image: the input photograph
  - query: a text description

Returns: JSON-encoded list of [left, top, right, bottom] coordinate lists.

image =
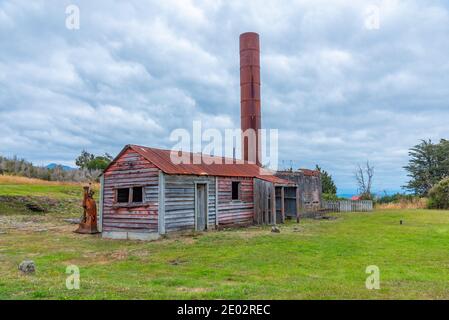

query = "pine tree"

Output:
[[316, 165, 337, 195], [404, 139, 449, 196]]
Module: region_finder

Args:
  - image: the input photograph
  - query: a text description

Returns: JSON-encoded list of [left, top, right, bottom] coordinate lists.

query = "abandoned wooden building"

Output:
[[99, 144, 298, 240], [275, 169, 322, 216], [97, 32, 322, 240]]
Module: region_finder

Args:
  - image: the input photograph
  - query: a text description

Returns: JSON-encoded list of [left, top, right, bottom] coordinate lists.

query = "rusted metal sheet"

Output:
[[104, 145, 292, 185], [240, 32, 261, 166], [75, 185, 99, 234], [298, 169, 320, 177]]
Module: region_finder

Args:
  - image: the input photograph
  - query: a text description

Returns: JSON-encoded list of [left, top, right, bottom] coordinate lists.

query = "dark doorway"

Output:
[[232, 181, 241, 200]]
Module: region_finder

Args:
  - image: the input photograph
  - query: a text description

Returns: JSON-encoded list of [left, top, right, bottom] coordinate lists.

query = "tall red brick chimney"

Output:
[[240, 32, 261, 166]]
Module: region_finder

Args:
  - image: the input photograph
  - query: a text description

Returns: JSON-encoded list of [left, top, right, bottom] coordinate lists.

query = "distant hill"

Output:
[[46, 163, 76, 171]]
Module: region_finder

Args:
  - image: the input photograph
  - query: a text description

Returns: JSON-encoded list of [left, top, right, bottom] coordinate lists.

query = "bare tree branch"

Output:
[[355, 161, 374, 199]]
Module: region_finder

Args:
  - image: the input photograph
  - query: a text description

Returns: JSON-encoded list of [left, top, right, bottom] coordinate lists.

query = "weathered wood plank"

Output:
[[158, 170, 165, 234], [280, 186, 285, 224], [103, 148, 159, 234], [322, 200, 373, 212]]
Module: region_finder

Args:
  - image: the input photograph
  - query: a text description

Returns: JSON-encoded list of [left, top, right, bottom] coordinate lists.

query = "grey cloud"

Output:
[[1, 0, 448, 193]]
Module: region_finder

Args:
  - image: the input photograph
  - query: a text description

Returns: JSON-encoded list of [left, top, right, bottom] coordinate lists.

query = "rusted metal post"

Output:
[[75, 184, 99, 234]]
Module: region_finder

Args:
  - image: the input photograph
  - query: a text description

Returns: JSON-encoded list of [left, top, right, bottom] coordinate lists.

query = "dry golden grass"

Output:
[[0, 175, 83, 186], [376, 198, 428, 210]]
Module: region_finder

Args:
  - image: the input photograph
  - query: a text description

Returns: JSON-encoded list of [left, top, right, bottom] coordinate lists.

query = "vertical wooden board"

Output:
[[215, 177, 219, 227], [102, 148, 159, 234], [158, 171, 165, 234], [280, 186, 285, 224], [195, 184, 207, 231], [253, 181, 258, 224], [296, 187, 300, 223], [218, 177, 254, 227], [271, 184, 276, 225], [254, 179, 259, 224], [98, 175, 104, 232], [163, 175, 215, 232], [264, 183, 269, 224], [322, 200, 373, 212], [252, 178, 270, 225]]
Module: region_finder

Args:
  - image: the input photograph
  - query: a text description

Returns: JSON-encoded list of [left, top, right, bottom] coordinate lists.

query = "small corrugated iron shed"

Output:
[[99, 144, 296, 240]]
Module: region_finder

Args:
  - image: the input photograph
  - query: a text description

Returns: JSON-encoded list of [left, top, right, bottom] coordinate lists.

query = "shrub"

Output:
[[376, 193, 414, 204], [428, 178, 449, 209], [375, 192, 427, 209]]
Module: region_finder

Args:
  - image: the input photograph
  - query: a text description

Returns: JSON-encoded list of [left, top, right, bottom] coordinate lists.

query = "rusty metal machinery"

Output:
[[75, 184, 99, 234]]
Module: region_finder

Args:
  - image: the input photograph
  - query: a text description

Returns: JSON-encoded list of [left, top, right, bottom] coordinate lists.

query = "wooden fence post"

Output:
[[271, 184, 276, 225], [296, 187, 300, 223], [280, 186, 285, 224]]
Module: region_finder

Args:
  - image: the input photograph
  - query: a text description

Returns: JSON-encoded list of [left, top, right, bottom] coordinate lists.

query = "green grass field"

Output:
[[1, 177, 449, 299]]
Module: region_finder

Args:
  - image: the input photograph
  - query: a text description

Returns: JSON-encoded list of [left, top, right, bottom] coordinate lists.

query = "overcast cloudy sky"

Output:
[[1, 0, 448, 193]]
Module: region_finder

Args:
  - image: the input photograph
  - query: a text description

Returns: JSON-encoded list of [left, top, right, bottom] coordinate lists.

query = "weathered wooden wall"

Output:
[[102, 149, 159, 235], [275, 171, 322, 213], [164, 175, 216, 232], [275, 186, 297, 221], [102, 148, 279, 236], [217, 177, 254, 226], [254, 178, 275, 225]]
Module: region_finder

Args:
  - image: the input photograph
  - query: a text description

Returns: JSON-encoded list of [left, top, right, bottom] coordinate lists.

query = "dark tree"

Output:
[[75, 150, 95, 169], [404, 139, 449, 196], [316, 165, 337, 195], [76, 151, 113, 171]]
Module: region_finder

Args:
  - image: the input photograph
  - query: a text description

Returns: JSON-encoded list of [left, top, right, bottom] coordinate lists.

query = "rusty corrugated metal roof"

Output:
[[298, 169, 320, 177], [107, 145, 293, 185], [277, 169, 320, 177]]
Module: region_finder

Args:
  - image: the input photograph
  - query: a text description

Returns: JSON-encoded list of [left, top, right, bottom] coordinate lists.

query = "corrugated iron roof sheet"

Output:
[[298, 169, 321, 177], [276, 169, 320, 177], [107, 144, 293, 185]]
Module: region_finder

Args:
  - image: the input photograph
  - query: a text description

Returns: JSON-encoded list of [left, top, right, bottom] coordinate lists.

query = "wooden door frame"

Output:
[[194, 182, 209, 231]]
